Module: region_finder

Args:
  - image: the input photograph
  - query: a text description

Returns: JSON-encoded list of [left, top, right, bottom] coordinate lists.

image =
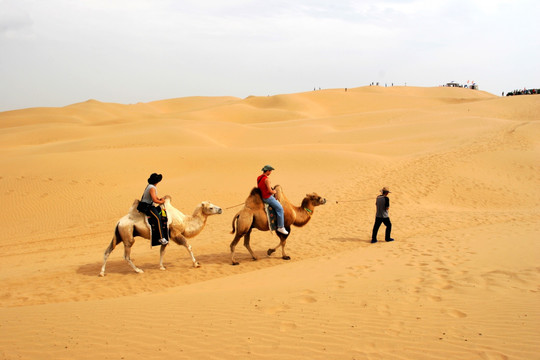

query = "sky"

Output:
[[1, 0, 539, 111]]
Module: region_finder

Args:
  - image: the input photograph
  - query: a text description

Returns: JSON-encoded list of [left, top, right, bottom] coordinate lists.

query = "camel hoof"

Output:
[[232, 261, 240, 266], [282, 256, 291, 260], [135, 268, 144, 274], [160, 266, 166, 271], [194, 262, 201, 268], [99, 272, 105, 277], [252, 257, 258, 261], [267, 249, 276, 256]]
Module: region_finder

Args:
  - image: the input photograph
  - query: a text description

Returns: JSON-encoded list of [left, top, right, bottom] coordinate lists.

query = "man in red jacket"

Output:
[[257, 165, 288, 235]]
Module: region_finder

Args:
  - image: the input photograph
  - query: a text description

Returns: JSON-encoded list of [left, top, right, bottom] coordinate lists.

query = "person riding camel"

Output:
[[257, 165, 289, 235], [138, 173, 169, 245]]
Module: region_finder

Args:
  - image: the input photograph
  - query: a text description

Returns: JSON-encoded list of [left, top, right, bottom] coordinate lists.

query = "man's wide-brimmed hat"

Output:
[[381, 187, 391, 193], [261, 165, 275, 172], [147, 173, 163, 184]]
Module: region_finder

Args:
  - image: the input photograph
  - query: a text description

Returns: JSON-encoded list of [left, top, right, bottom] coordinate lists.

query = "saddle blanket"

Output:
[[264, 203, 278, 232]]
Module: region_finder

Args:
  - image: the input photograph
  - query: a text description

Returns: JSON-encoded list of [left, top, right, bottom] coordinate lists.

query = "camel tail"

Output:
[[106, 223, 122, 252], [231, 213, 239, 234], [115, 224, 124, 245]]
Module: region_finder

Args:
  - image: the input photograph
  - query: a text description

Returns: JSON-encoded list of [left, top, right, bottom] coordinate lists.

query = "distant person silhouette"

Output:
[[371, 187, 394, 243]]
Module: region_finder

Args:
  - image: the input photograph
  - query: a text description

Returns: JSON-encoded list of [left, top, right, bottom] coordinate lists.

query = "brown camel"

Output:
[[99, 196, 222, 276], [230, 185, 326, 265]]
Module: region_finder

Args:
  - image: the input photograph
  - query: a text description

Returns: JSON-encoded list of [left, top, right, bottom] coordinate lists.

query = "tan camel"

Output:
[[99, 196, 222, 276], [230, 185, 326, 265]]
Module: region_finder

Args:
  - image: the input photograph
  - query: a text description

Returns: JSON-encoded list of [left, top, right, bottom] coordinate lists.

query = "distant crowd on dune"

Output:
[[505, 88, 539, 96], [441, 81, 478, 90]]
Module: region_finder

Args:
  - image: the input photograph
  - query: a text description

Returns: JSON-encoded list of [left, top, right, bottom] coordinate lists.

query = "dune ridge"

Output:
[[0, 86, 539, 359]]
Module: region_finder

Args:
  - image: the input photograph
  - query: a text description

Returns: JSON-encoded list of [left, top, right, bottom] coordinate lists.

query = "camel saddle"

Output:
[[264, 203, 278, 232]]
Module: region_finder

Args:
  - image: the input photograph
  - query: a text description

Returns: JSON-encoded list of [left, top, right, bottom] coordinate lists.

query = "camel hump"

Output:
[[130, 199, 139, 212], [250, 187, 262, 198], [273, 184, 284, 201], [244, 187, 264, 208]]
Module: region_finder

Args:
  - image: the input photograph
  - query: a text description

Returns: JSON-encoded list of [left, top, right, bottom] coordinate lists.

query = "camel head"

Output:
[[305, 192, 327, 207], [200, 201, 223, 216]]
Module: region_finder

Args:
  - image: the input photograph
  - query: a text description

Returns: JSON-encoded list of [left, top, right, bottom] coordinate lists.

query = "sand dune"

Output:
[[0, 86, 539, 359]]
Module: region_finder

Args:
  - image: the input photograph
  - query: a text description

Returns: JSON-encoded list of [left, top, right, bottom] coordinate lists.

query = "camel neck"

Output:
[[184, 209, 207, 237], [293, 199, 314, 226]]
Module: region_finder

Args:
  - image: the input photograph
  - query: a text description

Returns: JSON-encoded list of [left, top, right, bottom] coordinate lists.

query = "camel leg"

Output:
[[159, 244, 168, 270], [280, 239, 290, 260], [123, 243, 144, 274], [230, 212, 254, 265], [99, 241, 115, 277], [267, 240, 285, 258], [267, 232, 291, 260], [230, 233, 244, 266], [177, 235, 200, 268], [243, 229, 258, 261]]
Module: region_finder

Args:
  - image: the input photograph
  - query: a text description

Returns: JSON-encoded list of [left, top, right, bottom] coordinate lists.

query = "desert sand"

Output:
[[0, 86, 539, 359]]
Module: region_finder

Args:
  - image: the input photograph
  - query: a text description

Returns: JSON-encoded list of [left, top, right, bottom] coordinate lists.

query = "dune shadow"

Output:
[[78, 260, 136, 277], [78, 259, 195, 276], [194, 249, 277, 265], [190, 251, 232, 265], [78, 247, 289, 277]]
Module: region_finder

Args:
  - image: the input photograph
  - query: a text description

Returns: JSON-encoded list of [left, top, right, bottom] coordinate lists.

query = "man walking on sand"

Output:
[[371, 187, 394, 243]]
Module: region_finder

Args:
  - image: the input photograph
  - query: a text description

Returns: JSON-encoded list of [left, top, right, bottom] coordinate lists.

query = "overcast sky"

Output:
[[1, 0, 538, 111]]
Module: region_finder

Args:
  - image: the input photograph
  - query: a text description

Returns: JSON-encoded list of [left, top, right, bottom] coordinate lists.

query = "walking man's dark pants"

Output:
[[372, 217, 392, 242]]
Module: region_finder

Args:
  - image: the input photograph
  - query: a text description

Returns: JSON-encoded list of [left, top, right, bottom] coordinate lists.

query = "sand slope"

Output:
[[0, 86, 539, 359]]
